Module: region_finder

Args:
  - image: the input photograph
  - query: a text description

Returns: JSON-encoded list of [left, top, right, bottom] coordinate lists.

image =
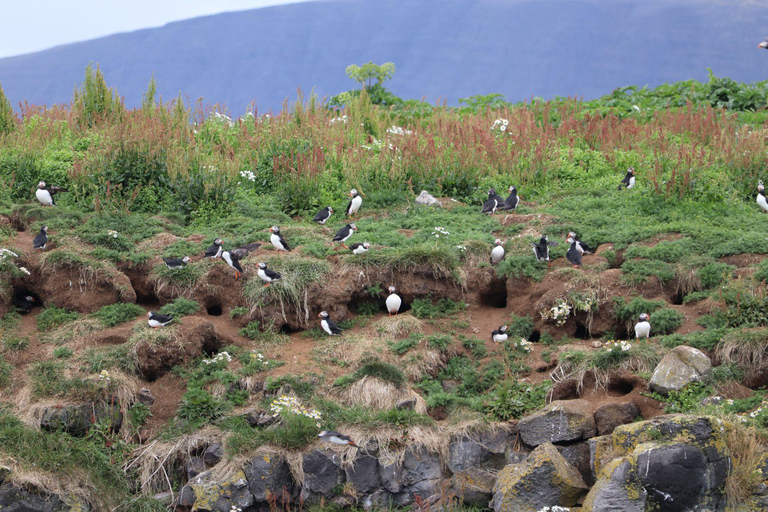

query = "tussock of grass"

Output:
[[724, 420, 768, 507], [336, 358, 407, 389], [36, 306, 80, 332], [41, 317, 103, 347], [158, 297, 200, 318], [79, 343, 138, 375], [92, 303, 145, 327], [717, 328, 768, 379], [148, 259, 211, 296], [374, 314, 424, 339], [243, 257, 331, 324], [338, 376, 427, 413]]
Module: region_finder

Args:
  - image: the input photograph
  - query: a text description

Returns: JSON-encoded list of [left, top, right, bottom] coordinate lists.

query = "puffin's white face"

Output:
[[270, 226, 279, 233], [509, 186, 515, 193], [328, 207, 333, 214], [500, 325, 508, 332], [38, 181, 46, 189], [639, 313, 649, 321], [566, 237, 575, 244], [318, 431, 330, 437], [214, 238, 223, 245], [568, 231, 576, 239], [182, 256, 190, 263], [258, 262, 267, 269], [363, 242, 370, 249], [349, 189, 358, 197], [349, 223, 357, 230], [494, 239, 502, 246], [420, 190, 429, 197], [318, 311, 328, 319], [42, 226, 48, 232], [147, 311, 152, 317], [389, 286, 396, 293]]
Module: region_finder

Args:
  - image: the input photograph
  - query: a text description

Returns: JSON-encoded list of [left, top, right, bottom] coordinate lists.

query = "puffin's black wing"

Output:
[[204, 244, 219, 258], [264, 268, 281, 280], [327, 318, 343, 335], [333, 227, 349, 242], [492, 192, 505, 204], [33, 232, 47, 249], [567, 245, 582, 266], [152, 313, 174, 323], [502, 192, 518, 211], [48, 185, 69, 195], [239, 243, 261, 252], [163, 257, 183, 266], [313, 207, 329, 222], [229, 253, 244, 273], [345, 200, 354, 216], [349, 243, 364, 251], [481, 198, 498, 214], [618, 173, 631, 190], [578, 241, 594, 253], [231, 248, 249, 259], [278, 234, 291, 252], [547, 240, 559, 247], [14, 297, 33, 312]]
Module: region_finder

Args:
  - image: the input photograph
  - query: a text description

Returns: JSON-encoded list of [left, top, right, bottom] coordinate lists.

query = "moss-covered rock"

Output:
[[517, 399, 596, 447], [491, 442, 588, 512], [181, 470, 253, 512], [649, 346, 711, 396]]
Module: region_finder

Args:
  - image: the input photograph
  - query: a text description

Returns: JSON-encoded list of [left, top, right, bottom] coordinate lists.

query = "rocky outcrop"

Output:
[[649, 346, 711, 396], [594, 401, 640, 435], [300, 449, 344, 502], [517, 399, 596, 447], [447, 430, 511, 473], [450, 467, 496, 507], [491, 442, 589, 511], [179, 470, 253, 512], [243, 453, 295, 503], [40, 400, 123, 436]]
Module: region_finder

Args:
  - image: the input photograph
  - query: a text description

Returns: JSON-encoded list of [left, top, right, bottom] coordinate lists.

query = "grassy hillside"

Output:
[[0, 75, 767, 510]]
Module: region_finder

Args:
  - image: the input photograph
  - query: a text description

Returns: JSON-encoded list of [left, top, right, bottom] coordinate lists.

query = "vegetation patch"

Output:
[[93, 303, 145, 327], [36, 306, 80, 332]]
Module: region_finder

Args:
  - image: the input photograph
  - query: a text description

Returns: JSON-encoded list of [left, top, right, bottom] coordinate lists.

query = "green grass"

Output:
[[36, 305, 80, 332], [242, 257, 331, 313], [92, 303, 145, 327], [0, 355, 12, 388], [2, 335, 29, 351], [387, 334, 420, 355], [410, 296, 466, 319], [158, 297, 200, 318], [426, 333, 452, 351], [334, 358, 407, 389], [79, 344, 137, 374], [53, 346, 74, 359]]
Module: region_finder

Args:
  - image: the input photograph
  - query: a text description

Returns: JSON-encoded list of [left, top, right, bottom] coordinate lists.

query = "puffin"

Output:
[[318, 311, 343, 336], [492, 325, 508, 343], [349, 242, 370, 255], [567, 232, 593, 254], [35, 181, 68, 207], [257, 262, 281, 287], [204, 238, 223, 259], [33, 226, 48, 250], [332, 223, 356, 247], [313, 206, 334, 224], [481, 192, 499, 215], [14, 296, 36, 314], [617, 167, 636, 190], [415, 190, 441, 206], [759, 38, 768, 50], [757, 181, 768, 213], [490, 239, 505, 265], [162, 256, 189, 269], [147, 311, 173, 328], [501, 186, 520, 211], [318, 430, 357, 447], [385, 286, 402, 316], [232, 243, 262, 260], [635, 313, 651, 340], [269, 226, 291, 252], [566, 237, 583, 268], [346, 189, 363, 219], [221, 250, 244, 279], [530, 236, 559, 266]]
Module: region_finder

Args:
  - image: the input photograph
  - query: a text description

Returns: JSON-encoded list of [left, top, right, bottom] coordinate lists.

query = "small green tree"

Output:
[[72, 63, 124, 128], [0, 82, 16, 136], [142, 73, 158, 112], [345, 61, 396, 89]]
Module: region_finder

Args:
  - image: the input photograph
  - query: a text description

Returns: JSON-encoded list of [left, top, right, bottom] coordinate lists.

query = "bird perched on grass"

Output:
[[231, 243, 262, 260], [332, 223, 356, 248], [163, 256, 189, 269], [567, 232, 593, 254], [501, 186, 520, 212], [346, 189, 363, 219], [318, 311, 343, 336], [349, 241, 370, 255], [415, 190, 441, 206], [204, 238, 223, 259], [33, 226, 48, 250], [221, 250, 244, 279], [617, 168, 636, 190], [635, 313, 651, 340], [757, 181, 768, 213], [386, 286, 402, 316], [35, 181, 68, 207], [490, 239, 505, 265], [566, 237, 583, 268], [492, 325, 508, 343], [530, 236, 559, 266], [269, 226, 290, 252], [14, 296, 36, 314], [759, 37, 768, 50], [313, 206, 334, 224], [481, 190, 499, 215], [318, 430, 357, 447], [147, 311, 173, 328], [257, 262, 281, 287]]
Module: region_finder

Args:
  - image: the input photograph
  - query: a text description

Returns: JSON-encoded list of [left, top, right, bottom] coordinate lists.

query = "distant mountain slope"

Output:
[[0, 0, 766, 113]]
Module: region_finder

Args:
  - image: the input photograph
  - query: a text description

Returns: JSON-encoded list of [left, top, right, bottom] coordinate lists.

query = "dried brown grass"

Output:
[[338, 376, 427, 414]]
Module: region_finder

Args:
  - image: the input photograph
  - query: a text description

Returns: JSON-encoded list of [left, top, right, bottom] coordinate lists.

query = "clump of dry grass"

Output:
[[148, 258, 212, 297], [41, 317, 105, 348], [374, 314, 424, 339], [724, 419, 768, 507], [339, 376, 427, 414], [717, 328, 768, 381]]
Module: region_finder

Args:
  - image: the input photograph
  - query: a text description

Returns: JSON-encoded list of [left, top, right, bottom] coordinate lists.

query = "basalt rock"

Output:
[[517, 399, 596, 447], [40, 400, 122, 436]]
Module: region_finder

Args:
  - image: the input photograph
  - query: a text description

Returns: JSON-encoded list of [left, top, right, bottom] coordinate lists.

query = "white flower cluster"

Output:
[[202, 351, 232, 366], [491, 118, 509, 132], [432, 226, 450, 238], [269, 395, 322, 427], [211, 111, 234, 127], [456, 245, 467, 251], [107, 230, 118, 238], [229, 506, 242, 512], [386, 125, 413, 136], [542, 300, 571, 326], [0, 248, 18, 261], [329, 115, 348, 124], [250, 351, 269, 366], [19, 267, 30, 275], [605, 340, 632, 353], [239, 170, 256, 182], [749, 403, 767, 418], [574, 296, 595, 313], [99, 370, 111, 383], [516, 339, 533, 353]]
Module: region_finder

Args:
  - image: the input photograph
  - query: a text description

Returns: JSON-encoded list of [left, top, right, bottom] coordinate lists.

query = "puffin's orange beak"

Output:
[[317, 313, 322, 318]]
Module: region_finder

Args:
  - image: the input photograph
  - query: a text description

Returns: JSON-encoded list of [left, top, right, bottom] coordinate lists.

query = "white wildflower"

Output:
[[19, 267, 30, 275], [107, 230, 118, 238], [0, 248, 18, 260], [239, 170, 256, 182], [99, 370, 111, 383], [202, 351, 232, 366]]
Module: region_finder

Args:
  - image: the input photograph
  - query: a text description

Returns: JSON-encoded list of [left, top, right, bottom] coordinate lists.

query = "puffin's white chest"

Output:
[[758, 193, 768, 213], [490, 246, 505, 264], [270, 233, 286, 251], [493, 333, 508, 343], [148, 319, 166, 328], [222, 252, 235, 268], [386, 294, 402, 314], [36, 189, 53, 206], [349, 196, 362, 215], [635, 321, 651, 338], [257, 268, 271, 282], [321, 319, 333, 335], [627, 176, 636, 189], [328, 436, 348, 445], [353, 246, 368, 255]]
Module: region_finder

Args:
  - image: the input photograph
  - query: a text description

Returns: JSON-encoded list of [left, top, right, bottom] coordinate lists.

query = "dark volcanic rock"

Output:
[[203, 443, 224, 467], [594, 401, 640, 436], [244, 452, 295, 503], [40, 400, 122, 436], [517, 400, 596, 447], [300, 449, 344, 502]]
